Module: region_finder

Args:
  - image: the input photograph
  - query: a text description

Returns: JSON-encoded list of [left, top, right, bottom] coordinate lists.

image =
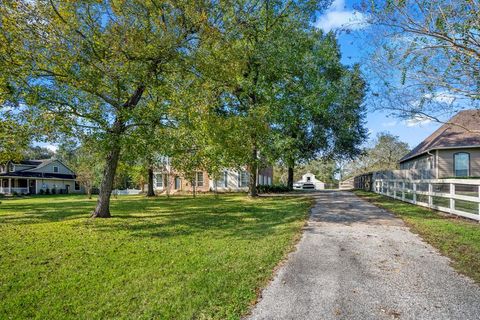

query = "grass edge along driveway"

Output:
[[0, 194, 312, 320], [354, 190, 480, 283]]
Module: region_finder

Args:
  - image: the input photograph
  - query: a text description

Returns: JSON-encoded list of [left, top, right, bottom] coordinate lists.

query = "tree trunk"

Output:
[[287, 165, 294, 190], [166, 173, 170, 198], [248, 147, 258, 197], [92, 141, 121, 218], [87, 186, 92, 200], [146, 166, 155, 197], [192, 179, 196, 198]]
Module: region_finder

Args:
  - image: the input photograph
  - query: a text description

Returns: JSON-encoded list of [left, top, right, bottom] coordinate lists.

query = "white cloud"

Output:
[[405, 115, 432, 127], [315, 0, 368, 32], [45, 144, 58, 152], [382, 120, 397, 127], [34, 142, 58, 152]]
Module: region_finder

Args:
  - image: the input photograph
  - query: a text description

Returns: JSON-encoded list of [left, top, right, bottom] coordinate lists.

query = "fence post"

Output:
[[402, 181, 405, 201], [450, 183, 455, 214], [428, 183, 433, 208], [413, 182, 417, 204], [393, 181, 397, 199], [478, 185, 480, 221]]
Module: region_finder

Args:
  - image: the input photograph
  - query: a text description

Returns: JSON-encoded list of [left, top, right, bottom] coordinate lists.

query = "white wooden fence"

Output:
[[374, 178, 480, 221], [112, 189, 142, 195]]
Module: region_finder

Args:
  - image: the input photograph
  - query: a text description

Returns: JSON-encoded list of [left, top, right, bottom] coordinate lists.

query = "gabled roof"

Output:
[[23, 159, 56, 172], [12, 159, 51, 170], [16, 160, 46, 166], [400, 110, 480, 163]]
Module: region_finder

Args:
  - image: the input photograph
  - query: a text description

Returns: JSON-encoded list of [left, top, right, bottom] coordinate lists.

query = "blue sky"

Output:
[[315, 0, 441, 149]]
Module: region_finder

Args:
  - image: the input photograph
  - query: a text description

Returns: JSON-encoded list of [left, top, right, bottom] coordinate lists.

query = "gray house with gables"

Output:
[[399, 110, 480, 178], [0, 159, 81, 195]]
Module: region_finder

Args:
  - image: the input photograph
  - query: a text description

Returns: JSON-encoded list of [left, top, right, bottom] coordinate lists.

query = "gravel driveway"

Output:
[[247, 191, 480, 320]]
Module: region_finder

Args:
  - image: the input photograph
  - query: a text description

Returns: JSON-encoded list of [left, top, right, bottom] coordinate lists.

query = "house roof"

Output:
[[16, 160, 46, 166], [22, 159, 56, 171], [0, 172, 76, 180], [400, 110, 480, 163]]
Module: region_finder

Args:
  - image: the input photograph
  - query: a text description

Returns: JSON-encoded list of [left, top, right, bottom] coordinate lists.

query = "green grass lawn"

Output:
[[0, 194, 311, 319], [353, 190, 480, 282]]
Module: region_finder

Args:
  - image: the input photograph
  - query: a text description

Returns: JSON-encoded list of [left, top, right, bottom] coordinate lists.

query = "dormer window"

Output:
[[53, 166, 59, 173]]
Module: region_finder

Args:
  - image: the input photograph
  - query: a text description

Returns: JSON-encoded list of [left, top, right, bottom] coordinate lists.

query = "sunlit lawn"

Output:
[[354, 190, 480, 283], [0, 194, 311, 319]]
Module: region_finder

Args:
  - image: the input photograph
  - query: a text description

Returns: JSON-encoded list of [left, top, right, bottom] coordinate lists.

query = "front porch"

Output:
[[0, 178, 35, 195]]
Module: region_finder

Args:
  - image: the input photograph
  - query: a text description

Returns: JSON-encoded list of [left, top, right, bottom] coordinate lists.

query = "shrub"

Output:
[[257, 184, 292, 193], [12, 191, 19, 197], [39, 189, 45, 195], [45, 188, 50, 195], [52, 188, 56, 195]]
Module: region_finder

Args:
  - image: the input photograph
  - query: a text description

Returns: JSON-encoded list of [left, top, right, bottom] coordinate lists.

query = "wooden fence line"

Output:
[[373, 178, 480, 222]]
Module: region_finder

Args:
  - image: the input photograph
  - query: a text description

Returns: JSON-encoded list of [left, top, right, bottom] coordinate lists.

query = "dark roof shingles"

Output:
[[0, 172, 76, 179], [400, 110, 480, 162]]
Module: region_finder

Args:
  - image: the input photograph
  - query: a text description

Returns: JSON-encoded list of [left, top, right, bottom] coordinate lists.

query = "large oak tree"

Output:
[[0, 0, 215, 217]]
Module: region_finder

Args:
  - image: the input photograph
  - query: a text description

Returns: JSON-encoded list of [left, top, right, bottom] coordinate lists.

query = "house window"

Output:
[[216, 171, 228, 188], [239, 171, 249, 187], [307, 176, 311, 182], [53, 166, 59, 173], [75, 181, 80, 191], [156, 174, 163, 188], [196, 172, 204, 187], [174, 176, 181, 189], [454, 152, 470, 177]]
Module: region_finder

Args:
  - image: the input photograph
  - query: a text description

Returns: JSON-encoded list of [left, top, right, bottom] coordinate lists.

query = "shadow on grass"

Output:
[[0, 194, 310, 241]]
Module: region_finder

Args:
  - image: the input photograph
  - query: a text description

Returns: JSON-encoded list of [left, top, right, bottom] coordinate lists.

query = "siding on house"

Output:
[[399, 154, 433, 171], [152, 167, 273, 193], [209, 170, 250, 191], [36, 179, 82, 193], [437, 148, 480, 178], [27, 160, 74, 175], [153, 171, 212, 193], [13, 164, 36, 172]]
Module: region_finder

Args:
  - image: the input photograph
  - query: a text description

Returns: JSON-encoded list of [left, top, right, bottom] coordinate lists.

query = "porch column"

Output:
[[8, 178, 11, 194], [27, 179, 30, 194]]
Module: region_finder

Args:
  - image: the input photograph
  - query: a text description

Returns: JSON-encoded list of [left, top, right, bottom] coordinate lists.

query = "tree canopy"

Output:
[[362, 0, 480, 121]]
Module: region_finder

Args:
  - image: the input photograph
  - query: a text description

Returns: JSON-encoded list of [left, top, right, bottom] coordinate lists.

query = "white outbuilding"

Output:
[[293, 172, 325, 190]]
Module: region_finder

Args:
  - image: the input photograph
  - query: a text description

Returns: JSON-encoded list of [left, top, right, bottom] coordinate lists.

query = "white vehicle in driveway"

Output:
[[293, 173, 325, 190]]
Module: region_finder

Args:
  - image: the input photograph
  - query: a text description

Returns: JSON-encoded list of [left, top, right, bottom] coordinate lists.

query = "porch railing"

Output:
[[0, 187, 30, 195]]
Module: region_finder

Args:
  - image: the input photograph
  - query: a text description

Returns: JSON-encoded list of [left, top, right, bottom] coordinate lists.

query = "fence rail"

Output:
[[374, 178, 480, 221], [112, 189, 142, 195]]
